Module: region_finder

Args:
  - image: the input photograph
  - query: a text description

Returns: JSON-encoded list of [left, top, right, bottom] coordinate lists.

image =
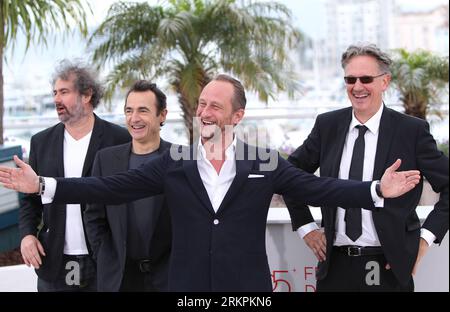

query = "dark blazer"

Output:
[[286, 106, 449, 286], [84, 140, 172, 292], [53, 142, 379, 292], [19, 115, 131, 281]]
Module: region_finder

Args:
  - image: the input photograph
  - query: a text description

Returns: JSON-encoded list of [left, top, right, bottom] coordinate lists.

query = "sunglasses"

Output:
[[344, 73, 386, 84]]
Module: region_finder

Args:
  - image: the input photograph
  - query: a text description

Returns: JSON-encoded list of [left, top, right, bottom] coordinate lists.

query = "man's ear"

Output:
[[159, 109, 168, 126], [382, 74, 391, 91], [81, 89, 93, 106], [232, 108, 245, 125]]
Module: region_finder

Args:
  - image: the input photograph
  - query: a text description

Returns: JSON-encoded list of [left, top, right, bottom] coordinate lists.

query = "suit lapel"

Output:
[[55, 123, 65, 177], [111, 143, 131, 173], [82, 115, 103, 177], [111, 143, 132, 239], [183, 146, 215, 214], [330, 110, 352, 178], [216, 154, 253, 215], [373, 106, 395, 180], [55, 123, 66, 220], [329, 109, 352, 229], [159, 139, 171, 153]]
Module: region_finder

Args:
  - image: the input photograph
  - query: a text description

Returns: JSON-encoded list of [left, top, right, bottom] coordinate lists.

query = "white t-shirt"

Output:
[[62, 129, 92, 255]]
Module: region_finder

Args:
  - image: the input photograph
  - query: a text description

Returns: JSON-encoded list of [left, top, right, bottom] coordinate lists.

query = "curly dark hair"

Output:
[[52, 59, 104, 109]]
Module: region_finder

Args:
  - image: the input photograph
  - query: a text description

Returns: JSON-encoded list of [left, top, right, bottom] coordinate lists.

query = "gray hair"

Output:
[[213, 74, 247, 111], [341, 44, 393, 74], [51, 59, 104, 109]]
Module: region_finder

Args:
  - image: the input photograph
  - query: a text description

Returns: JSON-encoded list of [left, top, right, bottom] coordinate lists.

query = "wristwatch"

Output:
[[375, 181, 383, 198], [37, 176, 45, 196]]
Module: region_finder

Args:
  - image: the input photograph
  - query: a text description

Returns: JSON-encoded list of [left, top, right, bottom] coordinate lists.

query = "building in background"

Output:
[[395, 4, 449, 56], [324, 0, 396, 76], [296, 0, 448, 88]]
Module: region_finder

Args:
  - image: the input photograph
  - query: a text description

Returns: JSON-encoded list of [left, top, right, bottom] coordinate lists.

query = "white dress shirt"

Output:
[[333, 105, 384, 246], [197, 138, 237, 213], [297, 104, 436, 246]]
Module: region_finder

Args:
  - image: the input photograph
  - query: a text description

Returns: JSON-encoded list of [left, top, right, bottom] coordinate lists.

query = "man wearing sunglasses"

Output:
[[286, 43, 448, 292]]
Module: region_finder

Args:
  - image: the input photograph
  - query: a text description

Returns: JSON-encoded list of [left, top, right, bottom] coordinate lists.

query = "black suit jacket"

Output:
[[19, 115, 131, 281], [52, 142, 379, 291], [84, 140, 172, 292], [286, 106, 449, 286]]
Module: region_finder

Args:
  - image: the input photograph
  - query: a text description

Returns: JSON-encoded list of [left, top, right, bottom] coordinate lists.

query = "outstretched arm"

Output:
[[1, 153, 169, 205], [274, 157, 421, 210]]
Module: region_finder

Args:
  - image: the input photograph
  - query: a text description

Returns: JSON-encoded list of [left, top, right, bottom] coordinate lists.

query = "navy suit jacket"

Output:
[[53, 142, 377, 291], [286, 106, 449, 286]]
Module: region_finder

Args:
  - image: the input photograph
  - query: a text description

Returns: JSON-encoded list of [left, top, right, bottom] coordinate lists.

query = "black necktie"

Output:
[[345, 125, 368, 242]]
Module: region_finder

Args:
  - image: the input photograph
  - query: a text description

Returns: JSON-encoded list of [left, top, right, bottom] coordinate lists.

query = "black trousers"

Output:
[[37, 255, 96, 292], [119, 260, 157, 292], [317, 249, 414, 292]]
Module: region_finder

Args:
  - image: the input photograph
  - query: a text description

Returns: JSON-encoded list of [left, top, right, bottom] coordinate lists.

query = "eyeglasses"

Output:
[[344, 73, 386, 84]]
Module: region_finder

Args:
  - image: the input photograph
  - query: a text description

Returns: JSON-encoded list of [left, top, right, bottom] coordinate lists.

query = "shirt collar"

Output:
[[197, 135, 237, 161], [64, 129, 93, 143], [350, 103, 384, 135]]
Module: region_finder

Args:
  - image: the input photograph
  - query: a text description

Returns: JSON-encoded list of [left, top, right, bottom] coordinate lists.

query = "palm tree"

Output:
[[88, 0, 302, 142], [390, 49, 449, 120], [0, 0, 90, 145]]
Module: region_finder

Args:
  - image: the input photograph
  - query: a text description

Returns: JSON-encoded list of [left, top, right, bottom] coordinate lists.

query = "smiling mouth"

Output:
[[131, 125, 145, 130], [201, 120, 216, 126], [353, 93, 370, 99]]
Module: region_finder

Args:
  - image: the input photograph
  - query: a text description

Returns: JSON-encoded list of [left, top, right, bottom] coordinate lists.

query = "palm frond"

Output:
[[2, 0, 89, 52], [87, 0, 304, 140], [88, 2, 166, 65], [391, 48, 449, 119]]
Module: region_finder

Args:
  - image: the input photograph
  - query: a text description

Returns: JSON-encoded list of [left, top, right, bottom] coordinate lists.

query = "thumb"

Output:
[[13, 155, 27, 169], [386, 159, 401, 174]]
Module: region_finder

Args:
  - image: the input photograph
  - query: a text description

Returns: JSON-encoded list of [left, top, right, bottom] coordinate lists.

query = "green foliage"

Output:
[[438, 140, 449, 157], [390, 49, 449, 120], [1, 0, 90, 53], [88, 0, 303, 141], [0, 0, 91, 145]]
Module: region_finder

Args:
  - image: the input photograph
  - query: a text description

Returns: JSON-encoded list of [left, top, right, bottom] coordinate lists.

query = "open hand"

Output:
[[0, 155, 39, 193], [380, 159, 421, 198]]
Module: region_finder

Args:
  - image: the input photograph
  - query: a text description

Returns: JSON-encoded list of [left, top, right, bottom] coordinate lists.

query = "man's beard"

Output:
[[57, 98, 86, 125]]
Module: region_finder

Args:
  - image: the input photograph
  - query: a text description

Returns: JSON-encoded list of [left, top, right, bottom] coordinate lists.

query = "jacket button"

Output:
[[213, 219, 219, 225]]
